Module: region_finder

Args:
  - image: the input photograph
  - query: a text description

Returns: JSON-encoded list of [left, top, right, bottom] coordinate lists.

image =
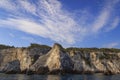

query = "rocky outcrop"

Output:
[[30, 43, 73, 74], [1, 60, 20, 74], [69, 51, 120, 74], [0, 48, 32, 72], [0, 43, 120, 75], [0, 47, 50, 74]]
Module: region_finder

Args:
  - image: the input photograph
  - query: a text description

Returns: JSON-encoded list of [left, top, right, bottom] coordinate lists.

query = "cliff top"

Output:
[[52, 43, 64, 50], [0, 44, 14, 49], [0, 43, 120, 53]]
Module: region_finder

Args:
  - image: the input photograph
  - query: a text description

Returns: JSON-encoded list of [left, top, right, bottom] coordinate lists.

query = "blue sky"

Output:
[[0, 0, 120, 48]]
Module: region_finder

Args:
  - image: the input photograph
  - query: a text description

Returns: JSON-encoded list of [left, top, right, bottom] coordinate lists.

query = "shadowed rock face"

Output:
[[30, 43, 73, 74], [1, 60, 21, 74]]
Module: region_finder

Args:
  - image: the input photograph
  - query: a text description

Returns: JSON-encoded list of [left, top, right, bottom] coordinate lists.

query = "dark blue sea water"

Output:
[[0, 73, 120, 80]]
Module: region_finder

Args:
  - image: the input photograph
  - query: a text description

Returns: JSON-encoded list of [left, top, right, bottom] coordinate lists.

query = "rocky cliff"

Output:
[[30, 43, 73, 74], [0, 45, 50, 73], [0, 43, 120, 75], [0, 48, 31, 73], [69, 51, 120, 74]]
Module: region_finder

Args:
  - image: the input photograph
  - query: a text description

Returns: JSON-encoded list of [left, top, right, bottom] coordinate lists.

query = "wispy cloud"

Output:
[[0, 0, 119, 45], [92, 9, 110, 32], [103, 42, 119, 48], [21, 36, 35, 42], [9, 33, 15, 38], [105, 17, 119, 32], [92, 0, 120, 32], [0, 0, 16, 11]]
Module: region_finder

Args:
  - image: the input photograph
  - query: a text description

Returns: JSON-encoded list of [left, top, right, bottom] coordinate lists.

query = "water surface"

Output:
[[0, 73, 120, 80]]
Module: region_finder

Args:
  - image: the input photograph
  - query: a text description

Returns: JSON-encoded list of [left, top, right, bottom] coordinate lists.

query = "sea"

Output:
[[0, 73, 120, 80]]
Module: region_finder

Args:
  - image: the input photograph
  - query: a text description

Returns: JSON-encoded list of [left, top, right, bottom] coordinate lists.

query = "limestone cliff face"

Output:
[[0, 47, 50, 73], [69, 51, 120, 74], [30, 43, 73, 74], [0, 43, 120, 74], [2, 60, 21, 74], [0, 48, 31, 72]]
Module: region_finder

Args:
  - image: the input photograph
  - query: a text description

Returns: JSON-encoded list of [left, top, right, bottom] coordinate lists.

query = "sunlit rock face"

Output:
[[0, 47, 50, 73], [69, 51, 120, 74], [30, 43, 73, 74], [0, 48, 31, 72]]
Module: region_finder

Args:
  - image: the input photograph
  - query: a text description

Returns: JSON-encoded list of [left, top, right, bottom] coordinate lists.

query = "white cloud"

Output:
[[9, 33, 15, 38], [103, 42, 119, 48], [18, 0, 37, 15], [0, 0, 82, 44], [105, 17, 119, 32], [0, 0, 119, 45], [92, 10, 110, 32], [0, 0, 16, 11], [21, 36, 35, 42], [92, 0, 119, 32]]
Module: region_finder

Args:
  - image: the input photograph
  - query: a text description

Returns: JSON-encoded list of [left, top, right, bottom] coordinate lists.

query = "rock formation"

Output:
[[0, 48, 32, 73], [69, 51, 120, 74], [0, 46, 50, 74], [0, 43, 120, 75], [1, 60, 20, 74], [30, 43, 73, 74]]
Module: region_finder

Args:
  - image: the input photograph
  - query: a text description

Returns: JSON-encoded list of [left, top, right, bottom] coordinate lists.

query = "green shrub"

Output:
[[65, 47, 120, 53], [0, 44, 14, 49], [28, 43, 51, 49]]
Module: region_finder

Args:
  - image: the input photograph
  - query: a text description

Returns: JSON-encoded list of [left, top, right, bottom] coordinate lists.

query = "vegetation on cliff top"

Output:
[[28, 43, 51, 49], [65, 47, 120, 53], [0, 44, 14, 49], [0, 43, 120, 53]]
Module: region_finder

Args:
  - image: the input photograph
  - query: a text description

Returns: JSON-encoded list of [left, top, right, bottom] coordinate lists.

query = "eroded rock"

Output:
[[0, 43, 120, 75], [1, 60, 20, 74], [30, 43, 73, 74]]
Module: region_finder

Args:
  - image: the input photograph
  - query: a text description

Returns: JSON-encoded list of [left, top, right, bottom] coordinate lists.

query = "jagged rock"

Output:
[[0, 48, 32, 72], [0, 43, 120, 75], [0, 47, 50, 74], [30, 43, 74, 74], [69, 51, 120, 74], [1, 60, 21, 74]]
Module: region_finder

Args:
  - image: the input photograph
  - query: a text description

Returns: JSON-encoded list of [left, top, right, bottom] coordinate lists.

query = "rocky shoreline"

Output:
[[0, 43, 120, 75]]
